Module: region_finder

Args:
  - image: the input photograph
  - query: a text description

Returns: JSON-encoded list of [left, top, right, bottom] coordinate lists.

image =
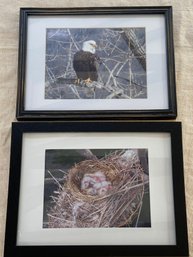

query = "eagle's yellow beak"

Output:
[[91, 43, 97, 48]]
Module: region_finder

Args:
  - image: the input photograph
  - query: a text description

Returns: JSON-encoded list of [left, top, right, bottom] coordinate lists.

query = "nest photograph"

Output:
[[45, 27, 147, 100], [43, 148, 150, 229]]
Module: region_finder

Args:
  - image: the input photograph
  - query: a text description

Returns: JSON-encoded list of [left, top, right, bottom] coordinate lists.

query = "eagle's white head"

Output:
[[82, 40, 97, 54]]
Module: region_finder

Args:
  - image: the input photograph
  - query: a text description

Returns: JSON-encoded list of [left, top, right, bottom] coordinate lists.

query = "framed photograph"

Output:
[[16, 7, 177, 120], [4, 122, 188, 257]]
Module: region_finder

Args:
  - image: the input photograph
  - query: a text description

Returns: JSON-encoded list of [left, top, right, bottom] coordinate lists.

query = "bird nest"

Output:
[[47, 150, 145, 228]]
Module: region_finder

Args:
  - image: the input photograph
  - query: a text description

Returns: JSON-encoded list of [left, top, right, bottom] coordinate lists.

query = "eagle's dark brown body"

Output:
[[73, 50, 98, 81]]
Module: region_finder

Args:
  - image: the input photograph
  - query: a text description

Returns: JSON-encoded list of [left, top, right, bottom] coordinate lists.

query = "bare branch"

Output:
[[76, 149, 98, 160]]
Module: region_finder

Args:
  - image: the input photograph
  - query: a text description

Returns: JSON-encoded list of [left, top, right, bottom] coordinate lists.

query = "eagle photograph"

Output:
[[45, 27, 146, 99]]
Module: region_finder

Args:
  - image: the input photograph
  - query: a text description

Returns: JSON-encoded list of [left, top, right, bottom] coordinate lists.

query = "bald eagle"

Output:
[[73, 40, 100, 84]]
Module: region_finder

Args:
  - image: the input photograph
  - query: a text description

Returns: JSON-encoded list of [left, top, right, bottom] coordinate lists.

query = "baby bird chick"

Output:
[[81, 171, 112, 196]]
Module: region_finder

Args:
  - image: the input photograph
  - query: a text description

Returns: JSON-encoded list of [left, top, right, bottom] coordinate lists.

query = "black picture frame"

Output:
[[4, 121, 188, 257], [16, 6, 177, 120]]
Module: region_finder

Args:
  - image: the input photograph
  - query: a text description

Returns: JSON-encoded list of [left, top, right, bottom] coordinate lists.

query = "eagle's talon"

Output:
[[75, 79, 81, 85], [84, 78, 92, 85]]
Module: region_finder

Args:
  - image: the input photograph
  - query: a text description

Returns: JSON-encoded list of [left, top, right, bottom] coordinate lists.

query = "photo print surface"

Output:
[[45, 28, 146, 100], [43, 148, 150, 228]]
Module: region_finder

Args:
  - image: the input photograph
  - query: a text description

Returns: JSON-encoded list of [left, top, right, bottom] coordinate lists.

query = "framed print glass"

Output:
[[4, 122, 188, 257], [16, 7, 177, 120]]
